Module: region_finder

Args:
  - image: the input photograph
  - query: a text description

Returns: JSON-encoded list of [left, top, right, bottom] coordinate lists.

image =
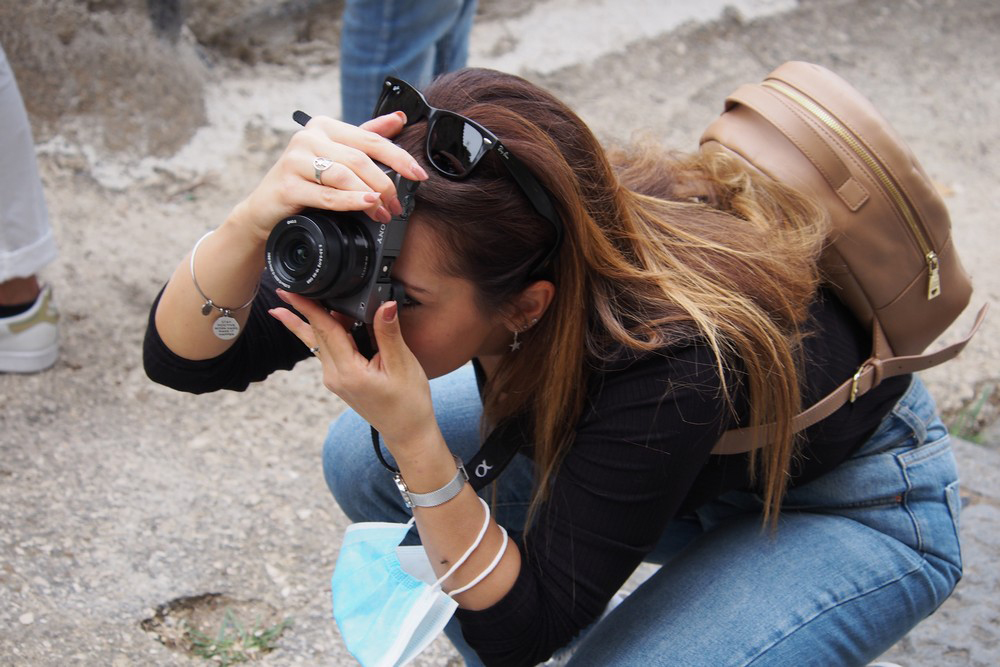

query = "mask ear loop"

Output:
[[430, 497, 492, 590]]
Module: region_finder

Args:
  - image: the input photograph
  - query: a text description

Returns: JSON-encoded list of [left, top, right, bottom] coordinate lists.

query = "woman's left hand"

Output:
[[269, 290, 439, 458]]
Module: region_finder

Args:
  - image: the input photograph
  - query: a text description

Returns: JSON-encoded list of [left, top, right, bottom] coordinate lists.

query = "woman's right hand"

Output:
[[230, 111, 430, 243]]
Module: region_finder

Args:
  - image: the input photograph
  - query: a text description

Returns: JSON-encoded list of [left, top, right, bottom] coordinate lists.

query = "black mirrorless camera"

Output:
[[265, 164, 419, 327]]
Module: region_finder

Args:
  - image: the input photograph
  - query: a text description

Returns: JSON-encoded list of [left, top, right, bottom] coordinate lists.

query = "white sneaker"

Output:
[[0, 284, 59, 373]]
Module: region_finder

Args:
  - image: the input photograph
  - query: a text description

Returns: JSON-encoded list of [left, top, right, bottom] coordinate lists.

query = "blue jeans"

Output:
[[323, 367, 962, 666], [339, 0, 478, 125]]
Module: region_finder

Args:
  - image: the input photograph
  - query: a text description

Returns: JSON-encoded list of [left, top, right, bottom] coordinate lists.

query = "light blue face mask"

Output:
[[331, 497, 509, 667]]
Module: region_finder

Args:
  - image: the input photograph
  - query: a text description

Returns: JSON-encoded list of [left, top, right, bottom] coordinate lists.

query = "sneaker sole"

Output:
[[0, 343, 59, 373]]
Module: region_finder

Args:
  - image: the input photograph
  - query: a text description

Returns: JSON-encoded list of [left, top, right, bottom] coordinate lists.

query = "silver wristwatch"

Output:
[[393, 456, 469, 508]]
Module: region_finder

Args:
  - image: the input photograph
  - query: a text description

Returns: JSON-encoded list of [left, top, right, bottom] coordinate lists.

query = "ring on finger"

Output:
[[313, 157, 334, 185], [309, 346, 320, 356]]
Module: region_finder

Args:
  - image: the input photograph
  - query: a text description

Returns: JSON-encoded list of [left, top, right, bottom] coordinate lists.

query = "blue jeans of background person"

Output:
[[339, 0, 478, 125], [324, 367, 962, 666]]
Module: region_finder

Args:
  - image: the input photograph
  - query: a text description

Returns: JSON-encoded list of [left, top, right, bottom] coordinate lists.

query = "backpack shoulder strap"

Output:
[[712, 303, 988, 455]]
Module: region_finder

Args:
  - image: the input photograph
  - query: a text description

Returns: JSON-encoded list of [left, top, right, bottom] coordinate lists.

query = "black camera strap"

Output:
[[370, 414, 527, 491], [461, 416, 529, 490]]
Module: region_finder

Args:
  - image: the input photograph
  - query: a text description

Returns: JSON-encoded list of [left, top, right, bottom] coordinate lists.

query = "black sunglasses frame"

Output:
[[373, 77, 564, 280]]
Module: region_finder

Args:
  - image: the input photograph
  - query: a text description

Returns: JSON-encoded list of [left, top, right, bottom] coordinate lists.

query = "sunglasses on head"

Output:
[[373, 76, 564, 279]]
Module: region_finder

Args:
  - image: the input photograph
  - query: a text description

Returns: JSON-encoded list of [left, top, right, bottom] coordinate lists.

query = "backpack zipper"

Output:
[[761, 80, 941, 300]]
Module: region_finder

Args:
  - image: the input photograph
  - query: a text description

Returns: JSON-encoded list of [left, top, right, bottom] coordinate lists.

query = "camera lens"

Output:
[[275, 228, 316, 278], [289, 242, 309, 269], [265, 209, 374, 299]]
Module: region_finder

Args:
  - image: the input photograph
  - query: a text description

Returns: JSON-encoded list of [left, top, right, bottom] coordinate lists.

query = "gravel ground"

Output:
[[2, 0, 998, 664]]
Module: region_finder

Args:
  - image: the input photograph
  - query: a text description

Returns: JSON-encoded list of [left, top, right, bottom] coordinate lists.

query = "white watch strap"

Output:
[[394, 456, 469, 508]]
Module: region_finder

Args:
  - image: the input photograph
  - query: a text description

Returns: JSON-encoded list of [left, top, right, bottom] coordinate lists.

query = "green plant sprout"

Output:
[[184, 608, 291, 665], [949, 384, 995, 444]]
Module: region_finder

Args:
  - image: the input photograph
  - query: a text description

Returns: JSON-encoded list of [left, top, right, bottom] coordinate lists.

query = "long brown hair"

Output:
[[397, 68, 828, 527]]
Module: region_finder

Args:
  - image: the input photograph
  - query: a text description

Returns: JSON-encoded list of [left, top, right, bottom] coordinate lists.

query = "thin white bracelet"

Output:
[[189, 230, 259, 340], [448, 524, 509, 597], [432, 498, 491, 589]]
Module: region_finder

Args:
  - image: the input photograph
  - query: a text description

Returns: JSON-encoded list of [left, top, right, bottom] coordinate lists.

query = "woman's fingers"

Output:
[[273, 290, 360, 368], [309, 145, 397, 222], [276, 169, 382, 218], [267, 306, 315, 351], [290, 135, 390, 199], [301, 114, 428, 183], [287, 127, 419, 222], [358, 110, 407, 137], [371, 301, 404, 370]]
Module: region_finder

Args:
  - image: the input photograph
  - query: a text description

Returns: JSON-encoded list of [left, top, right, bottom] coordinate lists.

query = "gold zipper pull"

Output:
[[927, 252, 941, 299]]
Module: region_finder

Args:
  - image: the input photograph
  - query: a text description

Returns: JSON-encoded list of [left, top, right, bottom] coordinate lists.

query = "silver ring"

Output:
[[313, 157, 334, 185], [309, 346, 320, 356]]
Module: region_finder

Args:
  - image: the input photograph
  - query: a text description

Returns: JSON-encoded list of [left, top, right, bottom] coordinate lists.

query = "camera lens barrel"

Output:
[[266, 210, 374, 299], [264, 164, 416, 325]]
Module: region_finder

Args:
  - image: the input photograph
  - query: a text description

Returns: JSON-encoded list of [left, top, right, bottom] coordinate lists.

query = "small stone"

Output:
[[19, 612, 35, 625]]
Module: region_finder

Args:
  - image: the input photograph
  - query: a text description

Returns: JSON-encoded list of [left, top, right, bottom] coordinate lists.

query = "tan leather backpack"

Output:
[[703, 61, 988, 454]]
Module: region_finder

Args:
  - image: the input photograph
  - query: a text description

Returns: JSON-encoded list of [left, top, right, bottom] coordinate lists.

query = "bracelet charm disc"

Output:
[[212, 311, 240, 340]]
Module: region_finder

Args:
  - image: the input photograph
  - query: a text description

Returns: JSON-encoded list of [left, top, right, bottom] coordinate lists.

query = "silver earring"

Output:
[[508, 318, 539, 352], [509, 330, 522, 352]]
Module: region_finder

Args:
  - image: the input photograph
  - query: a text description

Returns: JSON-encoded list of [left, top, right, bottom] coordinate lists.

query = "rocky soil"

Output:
[[1, 0, 998, 665]]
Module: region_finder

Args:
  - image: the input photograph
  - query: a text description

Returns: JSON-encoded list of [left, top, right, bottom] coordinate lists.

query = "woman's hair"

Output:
[[396, 68, 829, 527]]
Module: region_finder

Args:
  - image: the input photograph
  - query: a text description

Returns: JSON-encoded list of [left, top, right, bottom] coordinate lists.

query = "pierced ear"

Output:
[[505, 279, 555, 331]]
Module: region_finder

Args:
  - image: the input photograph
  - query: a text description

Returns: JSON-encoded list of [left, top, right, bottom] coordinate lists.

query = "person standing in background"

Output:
[[0, 41, 59, 374], [339, 0, 478, 125]]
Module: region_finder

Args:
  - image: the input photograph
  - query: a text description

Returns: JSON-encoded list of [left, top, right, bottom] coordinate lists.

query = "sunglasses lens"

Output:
[[375, 83, 426, 122], [428, 114, 487, 177]]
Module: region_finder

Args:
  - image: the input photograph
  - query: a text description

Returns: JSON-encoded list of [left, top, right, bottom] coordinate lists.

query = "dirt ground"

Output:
[[2, 0, 999, 665]]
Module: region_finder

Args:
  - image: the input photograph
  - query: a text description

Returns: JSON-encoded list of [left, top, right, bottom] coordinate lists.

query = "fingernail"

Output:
[[382, 301, 398, 322], [411, 163, 430, 180], [376, 206, 392, 223], [394, 111, 407, 123], [388, 195, 403, 216], [275, 289, 291, 303], [363, 192, 380, 204]]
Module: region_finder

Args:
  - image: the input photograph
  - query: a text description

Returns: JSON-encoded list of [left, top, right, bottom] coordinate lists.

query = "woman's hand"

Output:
[[231, 112, 429, 243], [269, 290, 440, 460]]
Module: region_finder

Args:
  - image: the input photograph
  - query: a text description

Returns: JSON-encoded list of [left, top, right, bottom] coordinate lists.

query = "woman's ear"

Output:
[[506, 279, 556, 330]]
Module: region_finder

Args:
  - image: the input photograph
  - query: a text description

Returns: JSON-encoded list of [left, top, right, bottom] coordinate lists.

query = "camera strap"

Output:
[[461, 417, 528, 490], [370, 414, 526, 492]]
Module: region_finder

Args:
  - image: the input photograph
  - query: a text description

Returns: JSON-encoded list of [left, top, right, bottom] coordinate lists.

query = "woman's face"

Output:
[[390, 219, 513, 379]]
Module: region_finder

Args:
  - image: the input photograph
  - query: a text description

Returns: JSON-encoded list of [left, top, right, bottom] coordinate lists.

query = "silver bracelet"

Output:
[[393, 456, 469, 508], [189, 230, 259, 340]]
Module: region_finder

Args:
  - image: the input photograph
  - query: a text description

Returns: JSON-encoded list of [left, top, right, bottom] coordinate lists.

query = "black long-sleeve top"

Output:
[[144, 274, 910, 666]]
